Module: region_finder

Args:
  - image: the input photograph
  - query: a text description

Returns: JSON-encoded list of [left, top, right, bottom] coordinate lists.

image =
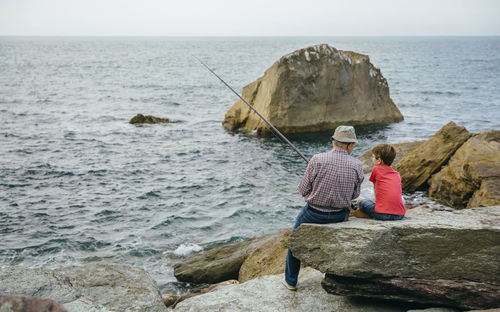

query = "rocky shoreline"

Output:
[[2, 206, 499, 311], [2, 121, 499, 311]]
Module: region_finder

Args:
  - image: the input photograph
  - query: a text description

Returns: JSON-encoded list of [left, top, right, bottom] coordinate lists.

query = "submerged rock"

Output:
[[288, 206, 500, 310], [222, 44, 403, 134], [429, 130, 500, 208], [0, 263, 165, 312], [174, 228, 289, 284], [129, 113, 171, 124], [394, 121, 471, 192]]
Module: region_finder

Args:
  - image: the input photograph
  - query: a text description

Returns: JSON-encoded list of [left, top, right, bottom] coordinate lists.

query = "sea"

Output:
[[1, 36, 499, 293]]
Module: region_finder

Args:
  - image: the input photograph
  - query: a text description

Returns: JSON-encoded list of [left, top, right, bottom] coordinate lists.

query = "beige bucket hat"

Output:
[[331, 125, 357, 143]]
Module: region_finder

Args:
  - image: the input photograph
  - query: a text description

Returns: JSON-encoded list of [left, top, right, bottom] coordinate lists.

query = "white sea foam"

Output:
[[173, 244, 203, 257]]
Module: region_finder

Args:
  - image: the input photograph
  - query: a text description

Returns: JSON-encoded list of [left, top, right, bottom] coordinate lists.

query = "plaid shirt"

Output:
[[299, 149, 364, 210]]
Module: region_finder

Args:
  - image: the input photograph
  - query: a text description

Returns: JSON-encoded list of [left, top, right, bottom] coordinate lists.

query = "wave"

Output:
[[151, 215, 197, 230], [172, 243, 203, 257], [420, 91, 460, 96], [137, 191, 161, 199]]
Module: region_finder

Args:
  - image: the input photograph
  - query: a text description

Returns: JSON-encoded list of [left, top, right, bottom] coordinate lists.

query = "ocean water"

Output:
[[1, 36, 499, 293]]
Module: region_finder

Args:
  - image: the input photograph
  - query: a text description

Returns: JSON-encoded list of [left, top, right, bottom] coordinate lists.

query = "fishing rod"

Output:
[[194, 56, 309, 164]]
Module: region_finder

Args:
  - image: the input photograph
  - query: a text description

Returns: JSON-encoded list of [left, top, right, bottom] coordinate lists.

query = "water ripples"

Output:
[[1, 36, 499, 292]]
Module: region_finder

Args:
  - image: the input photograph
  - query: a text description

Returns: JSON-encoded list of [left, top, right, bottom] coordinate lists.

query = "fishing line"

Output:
[[194, 56, 309, 163]]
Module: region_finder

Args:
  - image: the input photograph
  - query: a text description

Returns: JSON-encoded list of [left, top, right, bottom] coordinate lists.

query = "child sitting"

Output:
[[356, 144, 406, 220]]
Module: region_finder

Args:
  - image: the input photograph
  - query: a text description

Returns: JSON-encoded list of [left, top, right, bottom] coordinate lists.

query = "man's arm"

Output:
[[298, 160, 315, 198], [352, 164, 364, 199]]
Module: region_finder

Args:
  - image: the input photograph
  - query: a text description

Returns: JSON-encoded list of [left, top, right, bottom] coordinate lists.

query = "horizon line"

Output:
[[1, 34, 499, 37]]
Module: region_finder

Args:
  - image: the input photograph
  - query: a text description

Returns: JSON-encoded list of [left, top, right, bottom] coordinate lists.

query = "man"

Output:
[[283, 125, 364, 291]]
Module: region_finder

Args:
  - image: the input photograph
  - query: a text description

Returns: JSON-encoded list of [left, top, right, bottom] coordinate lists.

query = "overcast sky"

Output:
[[1, 0, 499, 36]]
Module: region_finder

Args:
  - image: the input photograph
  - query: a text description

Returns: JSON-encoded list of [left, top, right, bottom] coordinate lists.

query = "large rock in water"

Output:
[[222, 44, 403, 133], [288, 206, 500, 310], [428, 130, 500, 208], [394, 121, 472, 192]]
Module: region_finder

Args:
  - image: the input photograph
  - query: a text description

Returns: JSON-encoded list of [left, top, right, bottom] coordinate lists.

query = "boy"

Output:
[[356, 144, 405, 220]]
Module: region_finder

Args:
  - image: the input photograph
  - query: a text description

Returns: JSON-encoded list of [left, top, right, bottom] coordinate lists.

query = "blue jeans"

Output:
[[284, 204, 349, 287], [359, 199, 404, 221]]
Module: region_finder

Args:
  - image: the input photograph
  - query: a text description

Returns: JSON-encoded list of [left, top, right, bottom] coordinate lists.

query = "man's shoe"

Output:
[[282, 280, 297, 291]]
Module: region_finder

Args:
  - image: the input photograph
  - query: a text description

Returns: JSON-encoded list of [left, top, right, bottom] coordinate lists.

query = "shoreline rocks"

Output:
[[174, 228, 290, 284], [222, 44, 403, 134], [394, 121, 472, 192], [428, 130, 500, 208], [0, 263, 166, 312], [2, 206, 498, 311], [356, 122, 499, 209], [174, 268, 416, 312], [392, 122, 500, 208]]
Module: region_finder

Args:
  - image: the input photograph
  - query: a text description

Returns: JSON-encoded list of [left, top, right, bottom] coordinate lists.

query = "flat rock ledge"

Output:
[[174, 268, 421, 312], [288, 206, 500, 310], [0, 263, 166, 312]]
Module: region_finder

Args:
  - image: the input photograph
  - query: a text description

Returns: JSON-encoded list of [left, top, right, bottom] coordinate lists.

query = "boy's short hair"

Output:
[[372, 144, 396, 166]]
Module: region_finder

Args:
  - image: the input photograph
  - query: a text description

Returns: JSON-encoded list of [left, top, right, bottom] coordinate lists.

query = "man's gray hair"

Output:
[[333, 139, 350, 147]]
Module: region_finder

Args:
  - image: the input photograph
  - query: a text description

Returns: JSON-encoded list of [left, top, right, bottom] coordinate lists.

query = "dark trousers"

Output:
[[284, 204, 349, 287]]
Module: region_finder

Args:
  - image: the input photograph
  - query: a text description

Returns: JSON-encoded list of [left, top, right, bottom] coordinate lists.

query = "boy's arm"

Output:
[[370, 166, 377, 199]]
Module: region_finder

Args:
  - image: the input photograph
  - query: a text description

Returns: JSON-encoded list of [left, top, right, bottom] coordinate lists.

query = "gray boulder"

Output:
[[57, 263, 165, 312], [0, 263, 166, 312], [0, 267, 79, 304], [288, 206, 500, 310], [222, 44, 403, 134]]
